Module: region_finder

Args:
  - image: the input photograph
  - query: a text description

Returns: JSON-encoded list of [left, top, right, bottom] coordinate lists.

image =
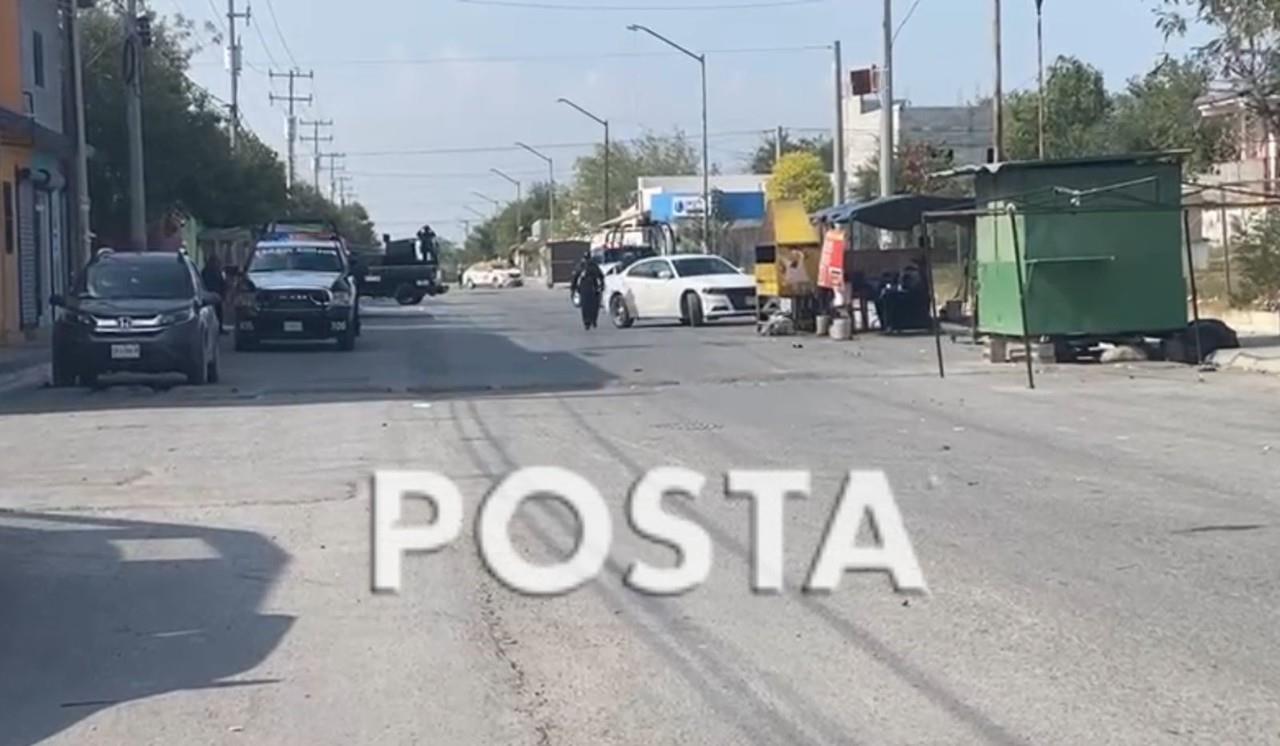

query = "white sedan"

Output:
[[462, 264, 523, 289], [605, 254, 757, 328]]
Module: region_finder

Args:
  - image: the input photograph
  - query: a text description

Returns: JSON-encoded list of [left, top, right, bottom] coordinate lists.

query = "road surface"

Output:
[[2, 287, 1279, 745]]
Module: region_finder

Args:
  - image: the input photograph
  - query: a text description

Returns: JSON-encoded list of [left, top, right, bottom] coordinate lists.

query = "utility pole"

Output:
[[516, 142, 555, 240], [491, 168, 522, 244], [993, 0, 1004, 162], [226, 0, 249, 151], [833, 39, 846, 205], [775, 125, 784, 165], [880, 0, 895, 200], [300, 118, 334, 188], [270, 69, 314, 192], [1035, 0, 1046, 159], [320, 153, 346, 202], [337, 175, 354, 206], [67, 0, 92, 262], [124, 0, 147, 249]]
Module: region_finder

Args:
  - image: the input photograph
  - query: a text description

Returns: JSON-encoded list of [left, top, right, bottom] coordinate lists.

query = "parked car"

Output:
[[606, 254, 757, 328], [50, 250, 222, 387], [232, 241, 360, 351], [462, 262, 523, 289]]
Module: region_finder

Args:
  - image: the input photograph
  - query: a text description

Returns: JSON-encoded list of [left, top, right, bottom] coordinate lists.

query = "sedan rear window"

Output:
[[672, 257, 739, 277], [79, 260, 194, 300]]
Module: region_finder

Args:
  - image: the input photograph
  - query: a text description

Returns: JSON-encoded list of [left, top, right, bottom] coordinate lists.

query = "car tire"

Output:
[[683, 292, 705, 327], [234, 330, 258, 352], [610, 294, 634, 329], [207, 342, 221, 384], [336, 326, 356, 351], [395, 285, 423, 305], [186, 347, 210, 386], [51, 351, 77, 388]]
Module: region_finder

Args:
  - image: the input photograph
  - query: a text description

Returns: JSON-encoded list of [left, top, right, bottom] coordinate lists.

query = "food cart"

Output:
[[754, 200, 823, 331]]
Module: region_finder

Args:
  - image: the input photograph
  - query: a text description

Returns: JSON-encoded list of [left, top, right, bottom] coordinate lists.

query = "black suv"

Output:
[[51, 250, 222, 387], [232, 242, 360, 351]]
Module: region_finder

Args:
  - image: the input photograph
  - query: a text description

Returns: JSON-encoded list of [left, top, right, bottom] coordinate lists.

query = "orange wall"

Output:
[[0, 0, 19, 110]]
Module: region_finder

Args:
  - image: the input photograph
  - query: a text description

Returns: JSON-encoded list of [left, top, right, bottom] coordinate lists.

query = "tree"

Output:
[[767, 152, 832, 212], [1111, 58, 1233, 173], [280, 184, 375, 246], [1233, 211, 1280, 308], [570, 130, 699, 226], [1156, 0, 1280, 136], [852, 142, 966, 199], [82, 8, 291, 243], [747, 132, 834, 173], [1004, 56, 1113, 160]]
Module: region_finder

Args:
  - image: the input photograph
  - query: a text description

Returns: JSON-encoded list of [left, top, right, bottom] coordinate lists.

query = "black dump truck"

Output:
[[350, 225, 449, 305]]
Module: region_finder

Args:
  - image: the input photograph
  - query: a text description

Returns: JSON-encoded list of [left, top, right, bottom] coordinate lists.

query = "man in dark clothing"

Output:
[[571, 252, 605, 330], [201, 254, 227, 333]]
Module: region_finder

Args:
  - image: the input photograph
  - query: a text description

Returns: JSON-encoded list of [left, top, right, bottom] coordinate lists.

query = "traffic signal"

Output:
[[137, 14, 153, 48]]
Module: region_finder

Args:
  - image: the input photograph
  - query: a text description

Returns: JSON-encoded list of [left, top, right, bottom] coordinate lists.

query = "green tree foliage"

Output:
[[82, 8, 289, 242], [1111, 59, 1233, 173], [1004, 56, 1112, 160], [747, 131, 834, 173], [853, 143, 966, 199], [1233, 211, 1280, 308], [571, 131, 699, 226], [1156, 0, 1280, 134], [281, 184, 376, 246], [767, 152, 832, 212]]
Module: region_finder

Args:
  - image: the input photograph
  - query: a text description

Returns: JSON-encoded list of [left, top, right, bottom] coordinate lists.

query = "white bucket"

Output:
[[830, 317, 853, 340], [815, 314, 831, 336]]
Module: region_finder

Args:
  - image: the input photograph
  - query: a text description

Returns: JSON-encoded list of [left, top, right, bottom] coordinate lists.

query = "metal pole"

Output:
[[516, 142, 555, 241], [68, 1, 92, 261], [700, 54, 710, 253], [270, 70, 314, 194], [1007, 207, 1035, 389], [1036, 0, 1046, 159], [125, 0, 147, 249], [923, 220, 945, 379], [993, 0, 1004, 162], [880, 0, 895, 198], [1220, 188, 1233, 297], [1183, 209, 1205, 365], [833, 40, 846, 205], [226, 0, 247, 151], [776, 125, 783, 166], [604, 121, 611, 220]]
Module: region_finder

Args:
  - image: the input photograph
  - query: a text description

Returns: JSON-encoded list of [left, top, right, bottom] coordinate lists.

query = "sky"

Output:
[[166, 0, 1206, 242]]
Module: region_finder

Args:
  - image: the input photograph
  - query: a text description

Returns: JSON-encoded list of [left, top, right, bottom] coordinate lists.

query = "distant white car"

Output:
[[462, 264, 523, 289], [605, 254, 756, 328]]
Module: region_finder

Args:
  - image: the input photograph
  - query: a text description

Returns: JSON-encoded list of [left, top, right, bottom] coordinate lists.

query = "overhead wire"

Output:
[[457, 0, 823, 10]]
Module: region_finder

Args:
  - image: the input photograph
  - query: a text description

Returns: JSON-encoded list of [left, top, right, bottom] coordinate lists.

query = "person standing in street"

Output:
[[571, 252, 605, 330], [201, 253, 227, 334]]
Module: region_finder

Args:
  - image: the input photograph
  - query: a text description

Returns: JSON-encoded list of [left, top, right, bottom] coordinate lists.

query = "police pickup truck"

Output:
[[350, 226, 448, 306], [231, 221, 361, 351]]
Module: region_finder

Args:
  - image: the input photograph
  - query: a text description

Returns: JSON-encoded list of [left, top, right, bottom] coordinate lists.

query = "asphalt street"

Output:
[[2, 287, 1279, 745]]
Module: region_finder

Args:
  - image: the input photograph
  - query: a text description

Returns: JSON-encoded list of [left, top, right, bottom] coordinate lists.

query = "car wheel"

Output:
[[463, 278, 475, 289], [336, 326, 356, 351], [186, 347, 210, 386], [610, 294, 634, 329], [683, 292, 705, 327], [51, 350, 77, 387], [395, 285, 423, 305]]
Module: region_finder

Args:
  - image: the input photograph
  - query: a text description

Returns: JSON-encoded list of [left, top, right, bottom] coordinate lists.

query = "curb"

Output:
[[1208, 348, 1280, 375]]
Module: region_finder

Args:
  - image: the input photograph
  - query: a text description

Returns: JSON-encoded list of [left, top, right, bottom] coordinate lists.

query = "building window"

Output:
[[3, 182, 13, 254], [33, 31, 45, 88]]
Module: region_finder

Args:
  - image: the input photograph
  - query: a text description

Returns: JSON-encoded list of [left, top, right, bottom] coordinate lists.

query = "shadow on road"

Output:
[[0, 512, 293, 746]]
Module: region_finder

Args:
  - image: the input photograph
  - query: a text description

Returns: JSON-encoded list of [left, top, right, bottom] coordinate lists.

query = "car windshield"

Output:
[[78, 259, 193, 300], [672, 256, 739, 277], [249, 246, 344, 272]]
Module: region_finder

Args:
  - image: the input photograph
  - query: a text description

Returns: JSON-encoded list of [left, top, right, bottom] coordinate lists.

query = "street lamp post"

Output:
[[628, 24, 710, 253], [516, 142, 554, 241], [471, 191, 500, 221], [491, 168, 523, 245], [556, 98, 610, 223], [1035, 0, 1046, 160]]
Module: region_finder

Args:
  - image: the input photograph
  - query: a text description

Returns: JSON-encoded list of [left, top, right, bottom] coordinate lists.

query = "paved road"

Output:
[[3, 287, 1280, 745]]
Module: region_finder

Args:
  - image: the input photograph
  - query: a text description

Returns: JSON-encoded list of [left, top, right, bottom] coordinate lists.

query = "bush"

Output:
[[1234, 211, 1280, 310]]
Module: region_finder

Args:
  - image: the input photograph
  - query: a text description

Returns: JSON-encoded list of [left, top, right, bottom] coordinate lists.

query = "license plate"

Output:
[[284, 321, 304, 333], [111, 344, 141, 360], [365, 274, 381, 283], [416, 280, 431, 287]]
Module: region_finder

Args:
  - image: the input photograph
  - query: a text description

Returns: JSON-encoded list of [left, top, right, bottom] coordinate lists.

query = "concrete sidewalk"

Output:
[[1209, 333, 1280, 375]]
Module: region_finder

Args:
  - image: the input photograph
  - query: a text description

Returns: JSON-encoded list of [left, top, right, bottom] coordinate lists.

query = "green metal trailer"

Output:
[[951, 153, 1190, 342]]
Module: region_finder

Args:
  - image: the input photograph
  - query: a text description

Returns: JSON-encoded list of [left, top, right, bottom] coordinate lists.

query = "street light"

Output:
[[516, 142, 554, 241], [491, 168, 523, 244], [471, 191, 500, 221], [557, 97, 610, 222], [628, 23, 709, 253], [1035, 0, 1046, 160]]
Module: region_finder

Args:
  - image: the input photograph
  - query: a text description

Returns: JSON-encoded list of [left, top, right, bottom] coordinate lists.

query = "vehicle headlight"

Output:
[[701, 287, 729, 295], [329, 289, 353, 305], [57, 307, 95, 326], [159, 307, 196, 325]]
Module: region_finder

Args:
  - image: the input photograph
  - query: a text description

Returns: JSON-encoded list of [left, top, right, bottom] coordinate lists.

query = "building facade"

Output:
[[0, 0, 74, 344], [842, 97, 993, 187]]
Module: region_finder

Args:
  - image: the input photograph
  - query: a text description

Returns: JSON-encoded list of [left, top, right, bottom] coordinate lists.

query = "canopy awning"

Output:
[[815, 194, 972, 231]]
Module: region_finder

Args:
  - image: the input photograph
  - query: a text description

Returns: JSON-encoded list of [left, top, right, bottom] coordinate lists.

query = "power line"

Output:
[[344, 128, 824, 157], [262, 0, 298, 67], [457, 0, 823, 9], [894, 0, 927, 43], [250, 13, 280, 69]]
